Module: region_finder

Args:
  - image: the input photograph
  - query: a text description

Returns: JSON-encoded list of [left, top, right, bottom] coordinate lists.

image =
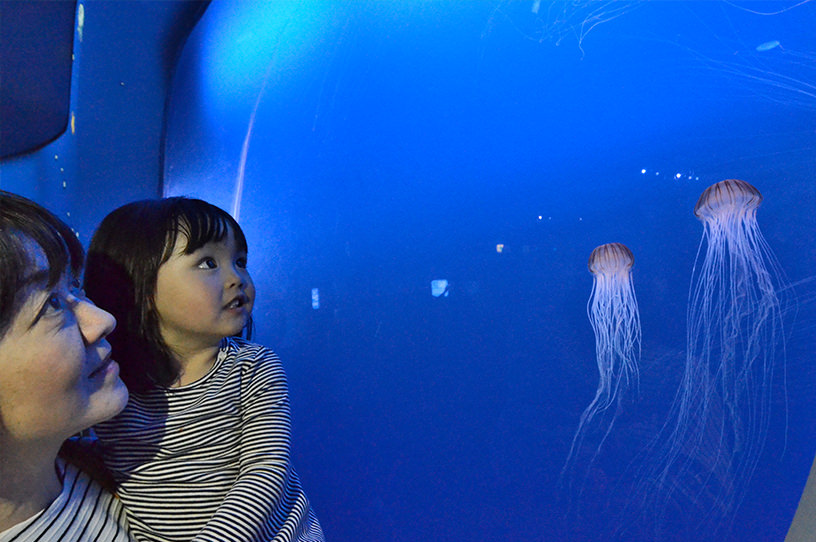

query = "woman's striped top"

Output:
[[0, 460, 133, 542], [94, 338, 324, 542]]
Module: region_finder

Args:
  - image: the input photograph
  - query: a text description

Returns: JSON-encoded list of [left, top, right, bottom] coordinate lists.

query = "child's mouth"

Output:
[[226, 296, 247, 309]]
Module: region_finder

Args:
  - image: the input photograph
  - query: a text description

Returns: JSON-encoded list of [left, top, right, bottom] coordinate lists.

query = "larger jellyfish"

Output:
[[562, 243, 641, 495], [645, 179, 788, 536]]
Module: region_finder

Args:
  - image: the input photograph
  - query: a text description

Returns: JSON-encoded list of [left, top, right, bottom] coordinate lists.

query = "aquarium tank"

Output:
[[2, 1, 815, 540]]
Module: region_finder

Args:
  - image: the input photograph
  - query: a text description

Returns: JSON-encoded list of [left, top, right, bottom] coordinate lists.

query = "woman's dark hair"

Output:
[[85, 197, 248, 393], [0, 191, 117, 487], [0, 190, 83, 339]]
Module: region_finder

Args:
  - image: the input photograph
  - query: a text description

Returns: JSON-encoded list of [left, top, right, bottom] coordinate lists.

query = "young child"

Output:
[[84, 197, 324, 542]]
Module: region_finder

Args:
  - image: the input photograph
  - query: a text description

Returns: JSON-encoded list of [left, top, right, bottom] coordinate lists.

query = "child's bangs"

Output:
[[170, 200, 247, 255]]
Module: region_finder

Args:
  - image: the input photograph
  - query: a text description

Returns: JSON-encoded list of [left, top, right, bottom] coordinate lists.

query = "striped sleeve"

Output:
[[189, 343, 323, 542]]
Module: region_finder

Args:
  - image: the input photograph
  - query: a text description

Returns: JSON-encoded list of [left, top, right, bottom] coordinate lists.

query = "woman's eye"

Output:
[[198, 258, 217, 269], [40, 293, 65, 318], [70, 278, 86, 299]]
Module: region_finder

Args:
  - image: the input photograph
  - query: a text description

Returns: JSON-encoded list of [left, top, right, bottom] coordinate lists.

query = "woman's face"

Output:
[[0, 240, 128, 444]]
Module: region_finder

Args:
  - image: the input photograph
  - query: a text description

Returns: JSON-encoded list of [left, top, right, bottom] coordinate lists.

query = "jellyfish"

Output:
[[642, 179, 788, 536], [562, 243, 641, 495], [486, 1, 644, 55]]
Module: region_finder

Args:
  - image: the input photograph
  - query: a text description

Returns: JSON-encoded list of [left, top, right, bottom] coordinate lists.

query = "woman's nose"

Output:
[[76, 299, 117, 345]]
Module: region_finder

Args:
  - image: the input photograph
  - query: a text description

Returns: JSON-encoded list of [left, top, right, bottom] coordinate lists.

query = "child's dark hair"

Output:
[[0, 190, 83, 339], [85, 197, 248, 392]]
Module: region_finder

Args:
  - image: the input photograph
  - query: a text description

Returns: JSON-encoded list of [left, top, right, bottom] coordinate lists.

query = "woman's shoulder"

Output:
[[0, 460, 132, 542]]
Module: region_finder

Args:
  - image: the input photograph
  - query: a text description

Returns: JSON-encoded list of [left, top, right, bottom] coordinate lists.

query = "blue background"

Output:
[[2, 1, 816, 540]]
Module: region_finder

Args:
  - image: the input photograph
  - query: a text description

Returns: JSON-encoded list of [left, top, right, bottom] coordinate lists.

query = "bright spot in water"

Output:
[[431, 280, 449, 297], [77, 4, 84, 42], [755, 40, 780, 52], [496, 244, 505, 253], [311, 288, 320, 309], [641, 168, 647, 174], [675, 173, 682, 179]]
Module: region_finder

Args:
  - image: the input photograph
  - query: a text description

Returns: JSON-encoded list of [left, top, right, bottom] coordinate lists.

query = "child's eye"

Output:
[[197, 258, 218, 269], [236, 257, 248, 269]]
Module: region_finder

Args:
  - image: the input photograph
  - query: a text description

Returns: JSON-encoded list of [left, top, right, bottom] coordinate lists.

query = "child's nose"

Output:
[[225, 264, 247, 288]]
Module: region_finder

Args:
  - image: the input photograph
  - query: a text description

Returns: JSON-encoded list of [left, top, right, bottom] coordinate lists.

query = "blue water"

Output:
[[4, 1, 816, 540], [160, 3, 816, 540]]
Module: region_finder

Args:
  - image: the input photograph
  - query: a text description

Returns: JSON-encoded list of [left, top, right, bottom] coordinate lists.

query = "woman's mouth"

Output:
[[89, 355, 117, 379]]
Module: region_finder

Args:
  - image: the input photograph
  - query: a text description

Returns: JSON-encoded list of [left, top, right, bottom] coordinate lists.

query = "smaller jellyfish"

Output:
[[562, 243, 641, 493]]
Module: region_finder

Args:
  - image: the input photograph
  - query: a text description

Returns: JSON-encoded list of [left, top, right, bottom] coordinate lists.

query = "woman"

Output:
[[0, 190, 132, 541]]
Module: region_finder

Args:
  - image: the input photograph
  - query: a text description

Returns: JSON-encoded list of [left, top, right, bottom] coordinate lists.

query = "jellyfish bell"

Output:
[[588, 242, 635, 276], [694, 178, 763, 221]]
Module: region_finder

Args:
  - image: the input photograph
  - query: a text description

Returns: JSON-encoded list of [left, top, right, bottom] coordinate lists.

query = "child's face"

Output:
[[154, 226, 255, 355], [0, 239, 128, 444]]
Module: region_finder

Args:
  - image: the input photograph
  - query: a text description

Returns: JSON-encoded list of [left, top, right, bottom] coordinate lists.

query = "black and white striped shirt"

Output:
[[0, 460, 133, 542], [95, 338, 324, 542]]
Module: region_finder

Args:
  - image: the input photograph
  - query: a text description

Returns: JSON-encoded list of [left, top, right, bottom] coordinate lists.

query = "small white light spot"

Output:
[[431, 280, 449, 298], [641, 168, 646, 174], [62, 181, 67, 188], [311, 288, 320, 309], [675, 173, 682, 179], [77, 4, 84, 42]]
